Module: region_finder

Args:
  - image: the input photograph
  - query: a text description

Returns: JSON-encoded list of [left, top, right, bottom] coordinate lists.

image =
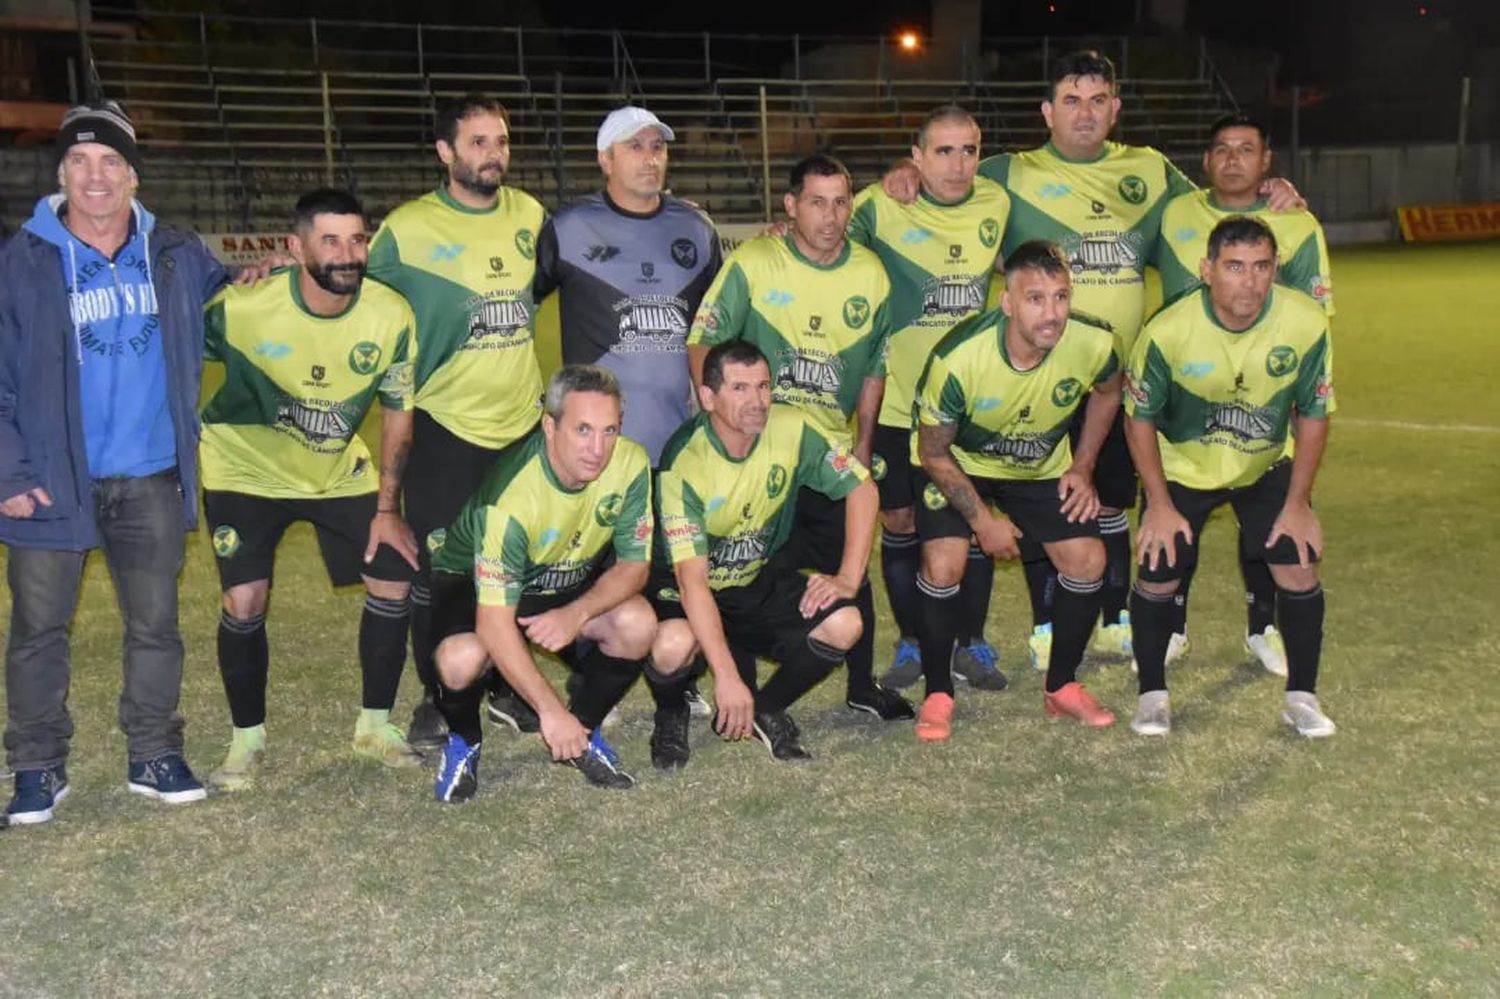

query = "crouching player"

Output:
[[426, 365, 664, 801], [912, 241, 1121, 740], [649, 342, 877, 762]]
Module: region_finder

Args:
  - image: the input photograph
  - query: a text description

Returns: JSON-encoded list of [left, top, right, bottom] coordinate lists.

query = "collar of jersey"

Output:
[[1199, 284, 1274, 333], [1206, 191, 1269, 214], [1043, 140, 1111, 165], [917, 184, 975, 208], [603, 190, 666, 220], [434, 184, 500, 215], [287, 266, 362, 320], [537, 443, 589, 494], [781, 235, 850, 270], [994, 315, 1051, 375], [702, 413, 762, 464]]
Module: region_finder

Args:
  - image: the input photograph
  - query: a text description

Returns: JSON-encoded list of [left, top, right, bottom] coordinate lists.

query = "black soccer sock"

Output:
[[359, 593, 411, 711], [1129, 585, 1178, 695], [1099, 511, 1132, 625], [1023, 555, 1058, 627], [217, 612, 269, 729], [435, 678, 484, 747], [956, 542, 995, 646], [1047, 574, 1103, 693], [879, 528, 923, 641], [843, 580, 879, 696], [1243, 558, 1278, 636], [570, 648, 642, 730], [409, 578, 438, 697], [916, 574, 962, 698], [645, 654, 697, 712], [759, 637, 844, 714], [1276, 584, 1325, 694]]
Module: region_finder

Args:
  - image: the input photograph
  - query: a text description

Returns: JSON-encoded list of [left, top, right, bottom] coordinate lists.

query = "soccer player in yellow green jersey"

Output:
[[652, 341, 877, 762], [849, 105, 1014, 694], [1153, 114, 1336, 677], [911, 242, 1122, 741], [688, 154, 912, 722], [885, 51, 1306, 664], [200, 190, 422, 789], [364, 95, 549, 748], [426, 366, 665, 800], [1125, 217, 1336, 739]]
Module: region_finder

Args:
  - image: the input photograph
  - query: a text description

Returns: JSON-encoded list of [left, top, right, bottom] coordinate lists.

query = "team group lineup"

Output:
[[0, 48, 1340, 822]]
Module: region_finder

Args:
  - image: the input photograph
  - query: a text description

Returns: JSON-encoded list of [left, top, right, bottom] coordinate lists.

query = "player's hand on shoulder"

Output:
[[1261, 177, 1308, 212], [233, 252, 295, 286], [882, 159, 921, 204]]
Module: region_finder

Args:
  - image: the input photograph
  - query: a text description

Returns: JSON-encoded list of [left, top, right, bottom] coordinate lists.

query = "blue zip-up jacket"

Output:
[[0, 196, 228, 551]]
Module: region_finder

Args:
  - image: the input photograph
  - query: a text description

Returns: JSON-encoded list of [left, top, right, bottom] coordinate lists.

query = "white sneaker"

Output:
[[1131, 690, 1172, 736], [1130, 631, 1189, 675], [1246, 626, 1289, 677], [1282, 692, 1335, 738]]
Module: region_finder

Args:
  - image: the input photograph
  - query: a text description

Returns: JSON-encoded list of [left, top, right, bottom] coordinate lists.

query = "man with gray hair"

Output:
[[424, 365, 670, 802], [0, 100, 228, 824]]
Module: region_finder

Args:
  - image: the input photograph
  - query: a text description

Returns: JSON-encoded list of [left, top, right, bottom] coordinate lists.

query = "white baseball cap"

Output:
[[596, 106, 675, 152]]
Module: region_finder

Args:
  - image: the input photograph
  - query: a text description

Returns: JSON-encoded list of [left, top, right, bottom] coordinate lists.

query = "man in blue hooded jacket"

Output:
[[0, 101, 227, 825]]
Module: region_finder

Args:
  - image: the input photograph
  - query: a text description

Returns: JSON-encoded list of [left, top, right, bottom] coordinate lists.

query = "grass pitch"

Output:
[[1, 243, 1497, 996]]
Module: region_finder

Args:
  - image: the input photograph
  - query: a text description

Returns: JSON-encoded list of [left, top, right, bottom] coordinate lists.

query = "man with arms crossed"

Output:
[[652, 341, 877, 762], [426, 366, 661, 800], [912, 242, 1121, 741], [1124, 216, 1336, 738], [201, 189, 423, 789]]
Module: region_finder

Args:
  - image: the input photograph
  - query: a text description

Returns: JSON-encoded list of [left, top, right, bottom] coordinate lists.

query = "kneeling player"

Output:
[[652, 342, 877, 762], [202, 189, 422, 789], [426, 366, 664, 801], [912, 241, 1121, 740], [1124, 216, 1335, 737]]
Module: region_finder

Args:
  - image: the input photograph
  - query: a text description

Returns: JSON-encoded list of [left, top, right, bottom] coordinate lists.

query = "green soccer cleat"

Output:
[[209, 726, 266, 791], [353, 711, 424, 768], [1246, 626, 1289, 677], [1092, 611, 1133, 659]]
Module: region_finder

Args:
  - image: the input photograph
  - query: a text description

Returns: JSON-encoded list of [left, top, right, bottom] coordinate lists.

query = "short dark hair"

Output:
[[1207, 112, 1271, 149], [702, 341, 768, 391], [293, 188, 363, 230], [1207, 215, 1278, 260], [435, 94, 511, 148], [1002, 240, 1070, 280], [788, 153, 851, 198], [1049, 50, 1117, 101], [544, 364, 621, 421], [916, 104, 979, 148]]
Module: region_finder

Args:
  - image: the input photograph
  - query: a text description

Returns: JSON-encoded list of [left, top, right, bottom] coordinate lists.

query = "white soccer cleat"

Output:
[[1246, 626, 1289, 677], [1282, 692, 1336, 738], [1130, 690, 1172, 736]]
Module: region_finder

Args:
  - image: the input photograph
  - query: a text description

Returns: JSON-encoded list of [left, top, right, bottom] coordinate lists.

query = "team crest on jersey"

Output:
[[870, 453, 888, 481], [842, 295, 871, 329], [1051, 377, 1083, 408], [1265, 346, 1299, 377], [809, 315, 822, 331], [310, 365, 326, 382], [212, 526, 240, 558], [978, 218, 1000, 248], [1118, 175, 1148, 205], [348, 341, 382, 374], [657, 586, 682, 603], [671, 238, 698, 269], [594, 492, 624, 527], [948, 244, 963, 259], [489, 256, 505, 275], [922, 482, 948, 511], [514, 229, 536, 260], [641, 261, 656, 279], [426, 528, 446, 554], [766, 464, 788, 498]]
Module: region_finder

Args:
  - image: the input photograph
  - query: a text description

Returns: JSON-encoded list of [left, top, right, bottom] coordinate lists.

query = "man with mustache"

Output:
[[1150, 113, 1335, 678], [1125, 216, 1336, 738], [365, 95, 549, 752], [201, 189, 422, 788], [688, 154, 914, 726], [911, 242, 1120, 741]]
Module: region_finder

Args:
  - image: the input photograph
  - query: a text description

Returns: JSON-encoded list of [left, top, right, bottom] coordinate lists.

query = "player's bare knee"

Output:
[[650, 619, 698, 674], [1269, 563, 1319, 592], [811, 605, 863, 651], [222, 581, 269, 620], [434, 633, 488, 689], [596, 595, 656, 660], [363, 576, 410, 602], [882, 506, 916, 535], [1050, 538, 1105, 581], [919, 539, 967, 588]]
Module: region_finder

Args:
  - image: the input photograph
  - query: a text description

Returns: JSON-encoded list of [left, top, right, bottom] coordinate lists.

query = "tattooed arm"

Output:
[[917, 421, 1023, 560]]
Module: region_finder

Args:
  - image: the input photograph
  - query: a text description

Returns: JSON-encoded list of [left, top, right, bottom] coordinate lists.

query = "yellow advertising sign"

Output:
[[1397, 204, 1500, 242]]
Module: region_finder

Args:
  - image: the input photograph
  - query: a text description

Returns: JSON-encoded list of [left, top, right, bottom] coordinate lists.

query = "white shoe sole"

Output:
[[4, 782, 66, 825], [1282, 712, 1335, 738], [127, 782, 207, 804], [1130, 720, 1171, 736]]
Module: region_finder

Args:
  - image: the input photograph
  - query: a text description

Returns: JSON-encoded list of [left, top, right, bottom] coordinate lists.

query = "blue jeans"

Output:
[[4, 470, 187, 769]]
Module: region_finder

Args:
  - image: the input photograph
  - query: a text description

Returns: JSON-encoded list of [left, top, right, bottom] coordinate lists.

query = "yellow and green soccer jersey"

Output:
[[1155, 191, 1335, 314], [431, 429, 652, 608], [847, 179, 1013, 430], [687, 235, 893, 446], [913, 309, 1117, 481], [1125, 287, 1335, 491], [200, 269, 415, 499], [656, 406, 867, 591], [979, 142, 1196, 358], [367, 185, 545, 449]]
